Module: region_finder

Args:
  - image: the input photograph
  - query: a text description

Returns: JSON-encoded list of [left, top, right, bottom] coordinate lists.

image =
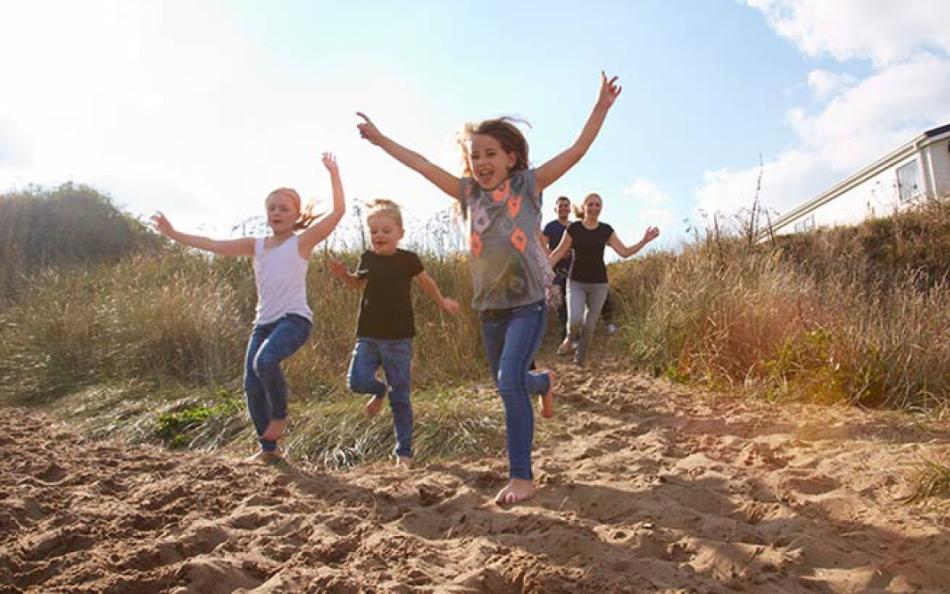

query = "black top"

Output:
[[355, 249, 424, 339], [543, 219, 573, 273], [567, 221, 614, 283]]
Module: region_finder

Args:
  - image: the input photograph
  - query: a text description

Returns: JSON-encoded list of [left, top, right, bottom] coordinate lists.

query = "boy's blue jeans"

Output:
[[479, 300, 550, 480], [347, 337, 414, 458], [244, 314, 312, 452]]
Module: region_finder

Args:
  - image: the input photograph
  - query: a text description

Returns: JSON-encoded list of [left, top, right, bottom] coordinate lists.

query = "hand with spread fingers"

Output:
[[597, 70, 622, 110]]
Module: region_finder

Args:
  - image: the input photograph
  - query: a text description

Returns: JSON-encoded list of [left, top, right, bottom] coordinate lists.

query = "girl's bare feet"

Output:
[[539, 369, 555, 419], [261, 417, 288, 441], [243, 448, 283, 465], [365, 395, 385, 417], [494, 478, 535, 505], [395, 455, 413, 469]]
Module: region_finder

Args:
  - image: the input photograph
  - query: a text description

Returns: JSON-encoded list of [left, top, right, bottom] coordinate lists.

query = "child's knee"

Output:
[[252, 352, 280, 377]]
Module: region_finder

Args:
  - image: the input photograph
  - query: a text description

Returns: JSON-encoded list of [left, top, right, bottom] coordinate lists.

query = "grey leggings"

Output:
[[566, 280, 610, 365]]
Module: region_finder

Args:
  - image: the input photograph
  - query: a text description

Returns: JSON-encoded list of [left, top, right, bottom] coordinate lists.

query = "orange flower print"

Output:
[[509, 227, 527, 253], [507, 194, 522, 219], [492, 179, 510, 203], [470, 231, 483, 258]]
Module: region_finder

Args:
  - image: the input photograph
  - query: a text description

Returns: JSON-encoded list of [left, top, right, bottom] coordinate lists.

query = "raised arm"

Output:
[[328, 259, 367, 290], [414, 271, 460, 314], [299, 152, 346, 255], [151, 212, 254, 257], [608, 226, 660, 258], [535, 72, 622, 192], [356, 112, 460, 200], [548, 230, 574, 267]]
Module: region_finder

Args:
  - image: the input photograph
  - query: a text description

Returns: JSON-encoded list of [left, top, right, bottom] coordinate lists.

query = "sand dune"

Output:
[[1, 360, 948, 593]]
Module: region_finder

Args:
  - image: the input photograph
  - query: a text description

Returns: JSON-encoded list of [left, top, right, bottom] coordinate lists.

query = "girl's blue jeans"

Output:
[[346, 337, 414, 458], [479, 300, 550, 480], [244, 314, 312, 452]]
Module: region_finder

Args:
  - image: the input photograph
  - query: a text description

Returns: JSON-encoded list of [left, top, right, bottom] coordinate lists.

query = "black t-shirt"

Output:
[[542, 219, 573, 273], [567, 221, 614, 283], [355, 249, 424, 339]]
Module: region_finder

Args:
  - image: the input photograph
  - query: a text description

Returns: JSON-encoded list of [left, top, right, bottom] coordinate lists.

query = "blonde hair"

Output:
[[364, 198, 403, 228], [266, 187, 319, 230], [574, 192, 602, 219]]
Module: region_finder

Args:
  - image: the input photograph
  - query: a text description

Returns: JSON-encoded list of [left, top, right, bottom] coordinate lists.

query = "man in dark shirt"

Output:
[[541, 196, 573, 340]]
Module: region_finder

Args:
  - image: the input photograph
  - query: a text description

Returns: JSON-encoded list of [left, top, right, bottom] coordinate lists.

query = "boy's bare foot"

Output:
[[243, 448, 283, 465], [365, 395, 385, 418], [261, 416, 289, 441], [539, 369, 555, 419], [494, 478, 535, 506], [395, 455, 413, 469]]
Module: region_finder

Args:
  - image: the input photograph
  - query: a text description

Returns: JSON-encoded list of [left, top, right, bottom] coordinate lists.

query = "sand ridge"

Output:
[[1, 360, 948, 593]]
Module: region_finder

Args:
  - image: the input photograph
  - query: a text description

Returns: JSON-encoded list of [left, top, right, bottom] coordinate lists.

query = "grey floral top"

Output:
[[459, 169, 552, 311]]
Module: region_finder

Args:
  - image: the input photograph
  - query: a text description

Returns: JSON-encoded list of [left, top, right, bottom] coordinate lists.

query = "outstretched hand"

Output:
[[597, 71, 622, 109], [442, 298, 461, 315], [642, 226, 660, 244], [321, 151, 338, 173], [328, 259, 349, 278], [355, 112, 384, 145], [150, 212, 175, 237]]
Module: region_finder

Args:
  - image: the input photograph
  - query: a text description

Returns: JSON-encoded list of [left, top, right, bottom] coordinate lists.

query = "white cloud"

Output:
[[806, 69, 856, 99], [612, 177, 678, 252], [747, 0, 950, 66], [696, 3, 950, 219]]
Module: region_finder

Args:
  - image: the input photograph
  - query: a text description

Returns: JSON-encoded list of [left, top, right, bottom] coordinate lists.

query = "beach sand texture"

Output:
[[1, 361, 948, 593]]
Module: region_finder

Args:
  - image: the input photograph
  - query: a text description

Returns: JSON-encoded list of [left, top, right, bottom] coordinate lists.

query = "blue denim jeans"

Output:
[[347, 337, 414, 458], [479, 300, 550, 480], [244, 314, 312, 452]]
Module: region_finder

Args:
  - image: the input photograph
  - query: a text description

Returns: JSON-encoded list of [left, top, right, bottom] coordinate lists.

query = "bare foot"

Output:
[[494, 478, 535, 506], [556, 338, 573, 356], [365, 395, 385, 418], [261, 416, 288, 441], [243, 448, 283, 465], [538, 369, 555, 419], [395, 455, 413, 469]]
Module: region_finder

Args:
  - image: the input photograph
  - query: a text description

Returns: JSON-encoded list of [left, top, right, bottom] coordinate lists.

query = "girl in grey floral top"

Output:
[[356, 72, 622, 505]]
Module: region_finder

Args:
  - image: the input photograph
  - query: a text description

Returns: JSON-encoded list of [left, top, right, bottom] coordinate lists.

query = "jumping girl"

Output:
[[356, 72, 622, 504]]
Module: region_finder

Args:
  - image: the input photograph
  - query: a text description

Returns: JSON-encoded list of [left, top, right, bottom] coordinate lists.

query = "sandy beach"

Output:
[[2, 358, 948, 593]]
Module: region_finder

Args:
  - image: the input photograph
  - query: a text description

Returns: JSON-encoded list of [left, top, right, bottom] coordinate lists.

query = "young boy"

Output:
[[329, 199, 459, 467]]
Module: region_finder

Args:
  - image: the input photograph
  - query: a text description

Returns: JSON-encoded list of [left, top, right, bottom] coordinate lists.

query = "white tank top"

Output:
[[253, 235, 312, 325]]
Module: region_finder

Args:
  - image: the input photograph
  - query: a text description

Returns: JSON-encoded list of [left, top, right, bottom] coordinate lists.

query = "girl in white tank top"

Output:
[[152, 152, 346, 464]]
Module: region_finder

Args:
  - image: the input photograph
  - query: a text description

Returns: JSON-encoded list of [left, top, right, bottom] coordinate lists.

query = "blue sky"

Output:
[[1, 0, 949, 254]]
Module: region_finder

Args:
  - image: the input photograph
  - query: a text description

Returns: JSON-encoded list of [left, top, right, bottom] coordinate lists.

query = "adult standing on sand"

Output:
[[548, 192, 659, 366], [542, 196, 574, 342]]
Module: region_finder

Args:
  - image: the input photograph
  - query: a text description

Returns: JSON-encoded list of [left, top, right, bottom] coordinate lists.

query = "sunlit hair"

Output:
[[364, 198, 403, 229], [574, 192, 602, 219], [266, 187, 319, 230], [456, 116, 531, 178]]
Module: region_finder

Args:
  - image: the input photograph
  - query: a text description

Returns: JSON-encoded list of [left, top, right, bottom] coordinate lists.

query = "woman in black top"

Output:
[[548, 192, 659, 366]]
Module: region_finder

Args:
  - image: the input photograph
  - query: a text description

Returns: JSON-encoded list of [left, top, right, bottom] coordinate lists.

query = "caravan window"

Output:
[[793, 214, 815, 233], [896, 160, 921, 202]]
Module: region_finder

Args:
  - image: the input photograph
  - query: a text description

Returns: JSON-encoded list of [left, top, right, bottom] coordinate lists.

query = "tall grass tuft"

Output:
[[0, 184, 159, 305], [611, 198, 950, 411]]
